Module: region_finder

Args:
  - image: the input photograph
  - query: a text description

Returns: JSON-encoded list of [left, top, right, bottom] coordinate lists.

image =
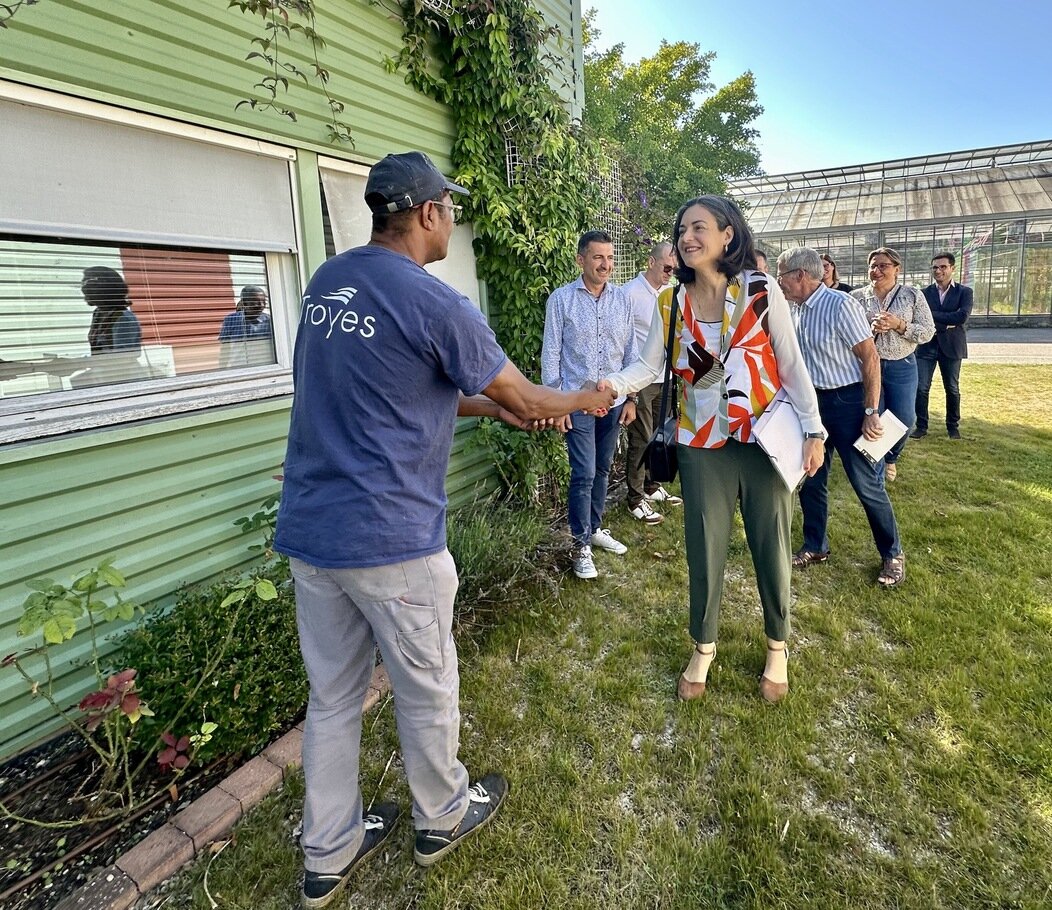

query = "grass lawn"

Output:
[[147, 363, 1052, 910]]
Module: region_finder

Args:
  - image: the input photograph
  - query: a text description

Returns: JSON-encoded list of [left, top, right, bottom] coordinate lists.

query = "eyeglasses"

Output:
[[662, 264, 675, 274], [775, 269, 802, 282], [430, 201, 463, 223], [869, 262, 897, 271]]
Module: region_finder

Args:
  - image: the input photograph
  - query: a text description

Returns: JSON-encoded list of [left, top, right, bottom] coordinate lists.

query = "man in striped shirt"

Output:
[[775, 248, 906, 588]]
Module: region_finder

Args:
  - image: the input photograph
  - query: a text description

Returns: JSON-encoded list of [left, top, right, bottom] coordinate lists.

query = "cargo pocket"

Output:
[[395, 612, 444, 670]]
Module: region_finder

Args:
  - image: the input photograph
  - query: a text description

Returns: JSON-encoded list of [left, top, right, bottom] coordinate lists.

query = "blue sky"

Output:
[[588, 0, 1052, 175]]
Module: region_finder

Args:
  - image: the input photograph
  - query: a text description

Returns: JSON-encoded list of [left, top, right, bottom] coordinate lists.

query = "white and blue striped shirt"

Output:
[[794, 285, 873, 390]]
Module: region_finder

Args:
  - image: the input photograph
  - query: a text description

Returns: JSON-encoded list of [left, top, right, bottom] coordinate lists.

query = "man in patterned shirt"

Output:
[[542, 230, 637, 579]]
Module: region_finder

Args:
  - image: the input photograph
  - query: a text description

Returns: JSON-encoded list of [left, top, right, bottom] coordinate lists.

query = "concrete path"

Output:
[[966, 327, 1052, 364]]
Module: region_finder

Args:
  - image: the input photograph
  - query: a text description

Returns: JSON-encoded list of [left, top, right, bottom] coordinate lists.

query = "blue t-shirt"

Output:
[[274, 246, 507, 568]]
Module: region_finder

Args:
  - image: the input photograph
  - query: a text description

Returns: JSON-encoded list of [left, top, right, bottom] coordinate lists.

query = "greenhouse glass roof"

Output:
[[727, 140, 1052, 234]]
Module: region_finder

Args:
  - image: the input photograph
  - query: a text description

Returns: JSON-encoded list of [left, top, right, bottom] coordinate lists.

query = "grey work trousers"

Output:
[[290, 550, 469, 874], [679, 439, 792, 644]]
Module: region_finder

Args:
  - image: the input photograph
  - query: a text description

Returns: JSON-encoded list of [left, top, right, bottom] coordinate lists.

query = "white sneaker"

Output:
[[629, 500, 664, 524], [645, 486, 683, 505], [572, 545, 598, 579], [590, 528, 627, 554]]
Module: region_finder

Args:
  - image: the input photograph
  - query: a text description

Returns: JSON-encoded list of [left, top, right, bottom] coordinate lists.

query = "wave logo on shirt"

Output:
[[301, 288, 376, 339]]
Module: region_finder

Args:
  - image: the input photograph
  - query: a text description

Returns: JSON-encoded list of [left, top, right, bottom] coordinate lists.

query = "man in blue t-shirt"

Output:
[[275, 151, 613, 909]]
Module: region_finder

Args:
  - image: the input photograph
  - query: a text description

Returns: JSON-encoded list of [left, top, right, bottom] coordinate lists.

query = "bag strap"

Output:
[[656, 287, 681, 429]]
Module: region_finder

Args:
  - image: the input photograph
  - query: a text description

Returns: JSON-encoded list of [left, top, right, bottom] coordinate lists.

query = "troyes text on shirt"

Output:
[[300, 287, 376, 340]]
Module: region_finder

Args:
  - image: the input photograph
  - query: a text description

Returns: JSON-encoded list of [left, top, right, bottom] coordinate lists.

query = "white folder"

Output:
[[853, 410, 909, 466], [752, 388, 813, 492]]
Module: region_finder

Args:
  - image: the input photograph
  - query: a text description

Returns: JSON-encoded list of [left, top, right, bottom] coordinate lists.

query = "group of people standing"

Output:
[[272, 150, 976, 909]]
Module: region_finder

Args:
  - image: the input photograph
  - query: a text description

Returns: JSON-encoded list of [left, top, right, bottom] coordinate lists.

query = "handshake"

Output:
[[519, 379, 617, 434], [581, 378, 616, 416]]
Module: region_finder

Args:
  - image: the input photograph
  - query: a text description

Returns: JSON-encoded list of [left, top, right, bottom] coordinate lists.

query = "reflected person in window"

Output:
[[82, 267, 141, 354], [219, 285, 272, 342], [219, 285, 274, 370]]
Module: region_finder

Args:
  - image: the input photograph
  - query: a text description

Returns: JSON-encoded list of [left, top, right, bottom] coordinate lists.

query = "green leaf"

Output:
[[220, 590, 246, 610], [73, 572, 96, 592], [118, 602, 135, 621], [254, 579, 278, 601], [42, 617, 75, 644], [25, 577, 55, 592], [97, 565, 126, 588]]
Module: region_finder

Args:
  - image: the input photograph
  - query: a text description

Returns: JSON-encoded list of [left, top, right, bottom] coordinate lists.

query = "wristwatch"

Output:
[[864, 407, 878, 416], [804, 431, 826, 440], [626, 395, 638, 403]]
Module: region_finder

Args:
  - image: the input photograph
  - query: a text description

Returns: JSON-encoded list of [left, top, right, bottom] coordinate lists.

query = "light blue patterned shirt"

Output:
[[541, 276, 636, 407]]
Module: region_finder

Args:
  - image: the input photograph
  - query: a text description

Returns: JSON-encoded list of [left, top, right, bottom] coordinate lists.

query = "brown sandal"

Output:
[[792, 549, 830, 569], [877, 553, 906, 587], [678, 643, 716, 701], [759, 645, 789, 704]]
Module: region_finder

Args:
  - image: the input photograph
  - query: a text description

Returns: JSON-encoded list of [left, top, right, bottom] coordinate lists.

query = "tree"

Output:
[[583, 10, 763, 262]]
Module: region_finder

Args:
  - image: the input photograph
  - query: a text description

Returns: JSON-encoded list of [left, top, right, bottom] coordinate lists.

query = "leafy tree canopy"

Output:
[[583, 9, 763, 262]]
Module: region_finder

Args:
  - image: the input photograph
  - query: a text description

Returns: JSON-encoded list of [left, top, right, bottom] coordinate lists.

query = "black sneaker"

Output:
[[302, 801, 400, 909], [414, 773, 509, 867]]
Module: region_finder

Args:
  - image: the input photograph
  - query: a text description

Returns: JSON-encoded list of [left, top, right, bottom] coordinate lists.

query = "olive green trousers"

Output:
[[678, 439, 792, 644]]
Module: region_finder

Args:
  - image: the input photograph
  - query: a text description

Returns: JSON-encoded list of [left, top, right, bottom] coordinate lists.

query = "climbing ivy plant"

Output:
[[383, 0, 605, 500]]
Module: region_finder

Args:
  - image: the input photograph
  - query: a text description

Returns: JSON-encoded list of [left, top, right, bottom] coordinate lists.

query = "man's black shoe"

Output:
[[414, 773, 509, 866], [948, 428, 961, 439], [302, 802, 401, 909], [909, 428, 927, 439]]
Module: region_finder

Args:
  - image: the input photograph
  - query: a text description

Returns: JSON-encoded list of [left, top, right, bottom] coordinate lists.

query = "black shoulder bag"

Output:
[[641, 288, 681, 483]]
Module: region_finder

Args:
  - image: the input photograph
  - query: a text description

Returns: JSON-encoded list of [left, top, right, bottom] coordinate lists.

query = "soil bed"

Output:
[[0, 732, 236, 910]]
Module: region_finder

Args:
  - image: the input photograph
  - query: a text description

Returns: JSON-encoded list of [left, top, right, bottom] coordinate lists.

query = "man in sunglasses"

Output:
[[621, 241, 683, 524]]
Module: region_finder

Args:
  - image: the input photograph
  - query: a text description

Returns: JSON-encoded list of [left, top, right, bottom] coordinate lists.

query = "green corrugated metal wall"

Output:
[[0, 0, 575, 758], [0, 0, 458, 167]]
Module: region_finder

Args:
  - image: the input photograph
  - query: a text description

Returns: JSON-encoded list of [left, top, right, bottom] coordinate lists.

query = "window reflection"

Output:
[[0, 238, 274, 399]]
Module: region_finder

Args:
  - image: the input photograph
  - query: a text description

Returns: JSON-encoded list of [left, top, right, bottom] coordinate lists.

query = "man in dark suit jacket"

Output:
[[913, 252, 973, 439]]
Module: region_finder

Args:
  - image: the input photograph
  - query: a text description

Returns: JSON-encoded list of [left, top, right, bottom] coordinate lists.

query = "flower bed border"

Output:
[[52, 665, 391, 910]]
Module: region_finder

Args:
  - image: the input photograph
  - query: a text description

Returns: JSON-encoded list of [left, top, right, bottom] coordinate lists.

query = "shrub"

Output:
[[118, 557, 307, 763], [447, 498, 563, 633]]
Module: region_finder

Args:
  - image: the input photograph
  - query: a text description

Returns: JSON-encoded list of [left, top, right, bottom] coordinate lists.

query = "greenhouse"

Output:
[[728, 140, 1052, 323]]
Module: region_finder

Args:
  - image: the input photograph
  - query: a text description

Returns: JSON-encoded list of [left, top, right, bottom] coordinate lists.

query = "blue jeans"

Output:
[[565, 405, 623, 546], [879, 353, 918, 464], [799, 383, 902, 559]]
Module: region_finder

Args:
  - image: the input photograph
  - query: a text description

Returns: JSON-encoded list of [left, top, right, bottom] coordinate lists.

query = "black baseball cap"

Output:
[[364, 151, 469, 214]]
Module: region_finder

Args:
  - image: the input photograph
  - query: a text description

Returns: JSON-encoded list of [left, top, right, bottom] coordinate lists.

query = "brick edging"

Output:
[[54, 664, 392, 910]]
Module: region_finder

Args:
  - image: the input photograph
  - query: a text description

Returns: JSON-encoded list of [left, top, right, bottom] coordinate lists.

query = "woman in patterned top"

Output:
[[850, 248, 934, 482], [602, 196, 824, 704]]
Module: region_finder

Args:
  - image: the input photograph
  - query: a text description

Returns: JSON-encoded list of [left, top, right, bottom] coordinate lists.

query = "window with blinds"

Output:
[[0, 237, 274, 400]]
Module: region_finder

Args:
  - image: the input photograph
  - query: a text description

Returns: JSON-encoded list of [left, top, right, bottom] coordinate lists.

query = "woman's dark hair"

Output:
[[81, 266, 130, 307], [672, 195, 757, 284]]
